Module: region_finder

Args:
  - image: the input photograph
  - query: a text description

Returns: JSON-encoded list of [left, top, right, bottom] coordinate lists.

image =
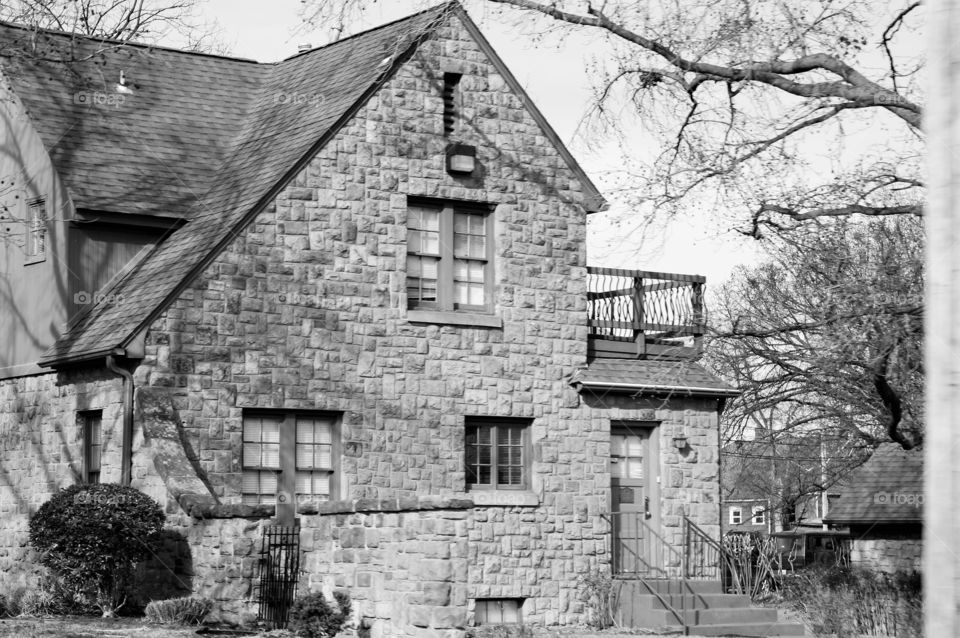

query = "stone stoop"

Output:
[[616, 580, 807, 637]]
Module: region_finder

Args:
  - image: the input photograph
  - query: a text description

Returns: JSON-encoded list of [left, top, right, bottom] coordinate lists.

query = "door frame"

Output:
[[610, 420, 662, 535]]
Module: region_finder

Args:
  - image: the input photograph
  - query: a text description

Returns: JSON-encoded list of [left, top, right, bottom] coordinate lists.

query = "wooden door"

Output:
[[610, 425, 660, 576]]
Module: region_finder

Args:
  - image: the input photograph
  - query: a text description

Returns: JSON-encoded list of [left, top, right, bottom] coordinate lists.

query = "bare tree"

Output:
[[300, 0, 924, 235], [0, 0, 223, 50], [707, 216, 924, 450]]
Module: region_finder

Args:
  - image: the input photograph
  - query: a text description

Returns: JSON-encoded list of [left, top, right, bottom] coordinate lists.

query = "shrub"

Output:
[[29, 483, 166, 617], [288, 590, 352, 638], [144, 596, 213, 625], [780, 566, 922, 638]]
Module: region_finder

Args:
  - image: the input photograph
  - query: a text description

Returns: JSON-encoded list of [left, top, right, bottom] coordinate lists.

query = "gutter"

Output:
[[105, 354, 135, 486], [574, 380, 742, 398]]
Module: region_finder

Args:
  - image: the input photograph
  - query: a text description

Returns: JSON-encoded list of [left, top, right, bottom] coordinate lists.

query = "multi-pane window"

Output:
[[81, 411, 102, 484], [242, 415, 281, 504], [295, 417, 333, 500], [407, 201, 492, 312], [474, 599, 523, 624], [25, 199, 46, 262], [242, 413, 337, 506], [610, 433, 644, 479], [729, 507, 743, 525], [752, 506, 766, 525], [466, 420, 528, 490]]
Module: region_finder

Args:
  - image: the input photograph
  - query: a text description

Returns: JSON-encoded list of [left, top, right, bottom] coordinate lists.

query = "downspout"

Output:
[[106, 355, 134, 486]]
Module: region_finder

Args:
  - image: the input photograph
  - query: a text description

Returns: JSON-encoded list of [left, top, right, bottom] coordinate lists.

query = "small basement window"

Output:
[[474, 598, 523, 624]]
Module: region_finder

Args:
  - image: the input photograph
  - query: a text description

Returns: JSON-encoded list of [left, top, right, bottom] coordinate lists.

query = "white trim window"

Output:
[[729, 506, 743, 525], [752, 505, 766, 525]]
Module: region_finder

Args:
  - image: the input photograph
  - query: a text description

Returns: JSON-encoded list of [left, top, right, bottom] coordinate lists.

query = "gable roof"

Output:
[[2, 4, 604, 367], [569, 359, 740, 397], [823, 442, 922, 525]]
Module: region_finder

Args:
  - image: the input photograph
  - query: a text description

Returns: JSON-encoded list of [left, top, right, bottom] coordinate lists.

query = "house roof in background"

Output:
[[824, 442, 923, 525], [0, 3, 603, 367], [570, 359, 740, 397]]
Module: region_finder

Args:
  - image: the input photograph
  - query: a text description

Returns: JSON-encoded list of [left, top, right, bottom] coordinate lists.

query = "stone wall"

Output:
[[850, 525, 922, 573], [0, 369, 124, 587]]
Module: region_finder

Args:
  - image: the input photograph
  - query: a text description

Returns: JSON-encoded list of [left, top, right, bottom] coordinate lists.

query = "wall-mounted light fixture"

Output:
[[672, 434, 688, 449], [446, 142, 476, 175]]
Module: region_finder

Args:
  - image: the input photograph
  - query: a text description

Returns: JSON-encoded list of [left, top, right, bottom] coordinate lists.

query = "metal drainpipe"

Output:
[[106, 355, 134, 486]]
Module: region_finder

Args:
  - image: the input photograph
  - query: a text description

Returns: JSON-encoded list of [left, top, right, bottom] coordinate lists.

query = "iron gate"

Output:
[[259, 525, 301, 628]]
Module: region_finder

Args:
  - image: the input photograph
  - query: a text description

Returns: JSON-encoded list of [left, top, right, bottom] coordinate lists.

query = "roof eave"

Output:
[[573, 379, 741, 398]]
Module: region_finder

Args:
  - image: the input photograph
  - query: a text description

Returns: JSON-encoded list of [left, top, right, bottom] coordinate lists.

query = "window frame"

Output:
[[474, 598, 524, 625], [729, 506, 743, 525], [24, 198, 47, 265], [465, 418, 531, 492], [752, 505, 766, 525], [241, 411, 341, 510], [406, 198, 495, 315], [79, 410, 103, 485]]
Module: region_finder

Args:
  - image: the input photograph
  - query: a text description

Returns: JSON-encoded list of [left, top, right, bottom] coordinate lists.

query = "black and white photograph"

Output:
[[0, 1, 943, 636]]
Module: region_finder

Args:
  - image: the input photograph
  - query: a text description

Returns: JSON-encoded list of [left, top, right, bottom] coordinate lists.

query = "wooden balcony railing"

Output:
[[587, 267, 706, 360]]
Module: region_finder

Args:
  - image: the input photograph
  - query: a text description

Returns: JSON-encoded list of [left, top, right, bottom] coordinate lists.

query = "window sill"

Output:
[[468, 490, 540, 507], [407, 309, 502, 328], [24, 255, 45, 266]]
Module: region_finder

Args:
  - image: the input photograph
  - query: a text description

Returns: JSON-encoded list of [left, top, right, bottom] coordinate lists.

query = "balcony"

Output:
[[587, 267, 706, 360]]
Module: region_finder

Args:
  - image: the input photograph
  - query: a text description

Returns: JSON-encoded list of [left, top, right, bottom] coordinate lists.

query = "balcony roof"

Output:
[[569, 360, 739, 397]]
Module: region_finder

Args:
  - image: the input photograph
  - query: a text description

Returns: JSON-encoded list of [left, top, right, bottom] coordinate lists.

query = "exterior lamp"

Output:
[[446, 143, 476, 175]]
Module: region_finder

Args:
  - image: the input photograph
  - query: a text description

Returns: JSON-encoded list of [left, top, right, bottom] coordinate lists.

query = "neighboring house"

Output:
[[722, 498, 771, 536], [824, 443, 923, 573], [0, 4, 741, 636]]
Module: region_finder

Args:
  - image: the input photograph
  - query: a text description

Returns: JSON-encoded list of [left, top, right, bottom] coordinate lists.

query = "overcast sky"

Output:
[[195, 0, 763, 285]]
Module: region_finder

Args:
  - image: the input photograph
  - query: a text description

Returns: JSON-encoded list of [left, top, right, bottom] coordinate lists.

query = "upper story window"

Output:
[[752, 505, 766, 525], [729, 506, 743, 525], [466, 418, 530, 491], [406, 201, 493, 314], [24, 199, 46, 264], [242, 412, 339, 506]]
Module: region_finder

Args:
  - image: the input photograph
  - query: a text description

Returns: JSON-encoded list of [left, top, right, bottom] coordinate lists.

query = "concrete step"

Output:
[[692, 621, 807, 636], [695, 606, 779, 625], [635, 592, 753, 610], [641, 578, 723, 595]]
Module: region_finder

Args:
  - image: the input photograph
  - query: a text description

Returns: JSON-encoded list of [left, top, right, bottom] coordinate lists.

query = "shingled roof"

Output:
[[569, 359, 740, 397], [824, 442, 923, 525], [0, 4, 603, 366]]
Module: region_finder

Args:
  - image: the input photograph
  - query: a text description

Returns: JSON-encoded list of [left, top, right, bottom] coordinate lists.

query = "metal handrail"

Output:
[[604, 511, 725, 634], [683, 516, 742, 593]]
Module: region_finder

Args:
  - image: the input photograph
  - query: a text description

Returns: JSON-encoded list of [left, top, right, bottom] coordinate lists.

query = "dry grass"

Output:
[[0, 616, 203, 637]]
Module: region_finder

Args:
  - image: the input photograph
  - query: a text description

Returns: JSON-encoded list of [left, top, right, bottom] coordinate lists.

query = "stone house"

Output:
[[0, 4, 749, 635], [824, 443, 922, 573]]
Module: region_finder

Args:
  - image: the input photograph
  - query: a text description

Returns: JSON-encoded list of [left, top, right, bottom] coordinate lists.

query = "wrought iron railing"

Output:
[[683, 516, 742, 594], [603, 511, 693, 631], [587, 267, 706, 345], [258, 525, 301, 628]]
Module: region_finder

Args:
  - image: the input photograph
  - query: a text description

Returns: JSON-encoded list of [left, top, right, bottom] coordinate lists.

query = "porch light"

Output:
[[446, 142, 476, 174], [672, 435, 688, 449]]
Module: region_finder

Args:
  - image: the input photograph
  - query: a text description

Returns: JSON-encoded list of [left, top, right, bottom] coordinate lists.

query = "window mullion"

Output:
[[491, 425, 499, 489], [438, 206, 455, 311]]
